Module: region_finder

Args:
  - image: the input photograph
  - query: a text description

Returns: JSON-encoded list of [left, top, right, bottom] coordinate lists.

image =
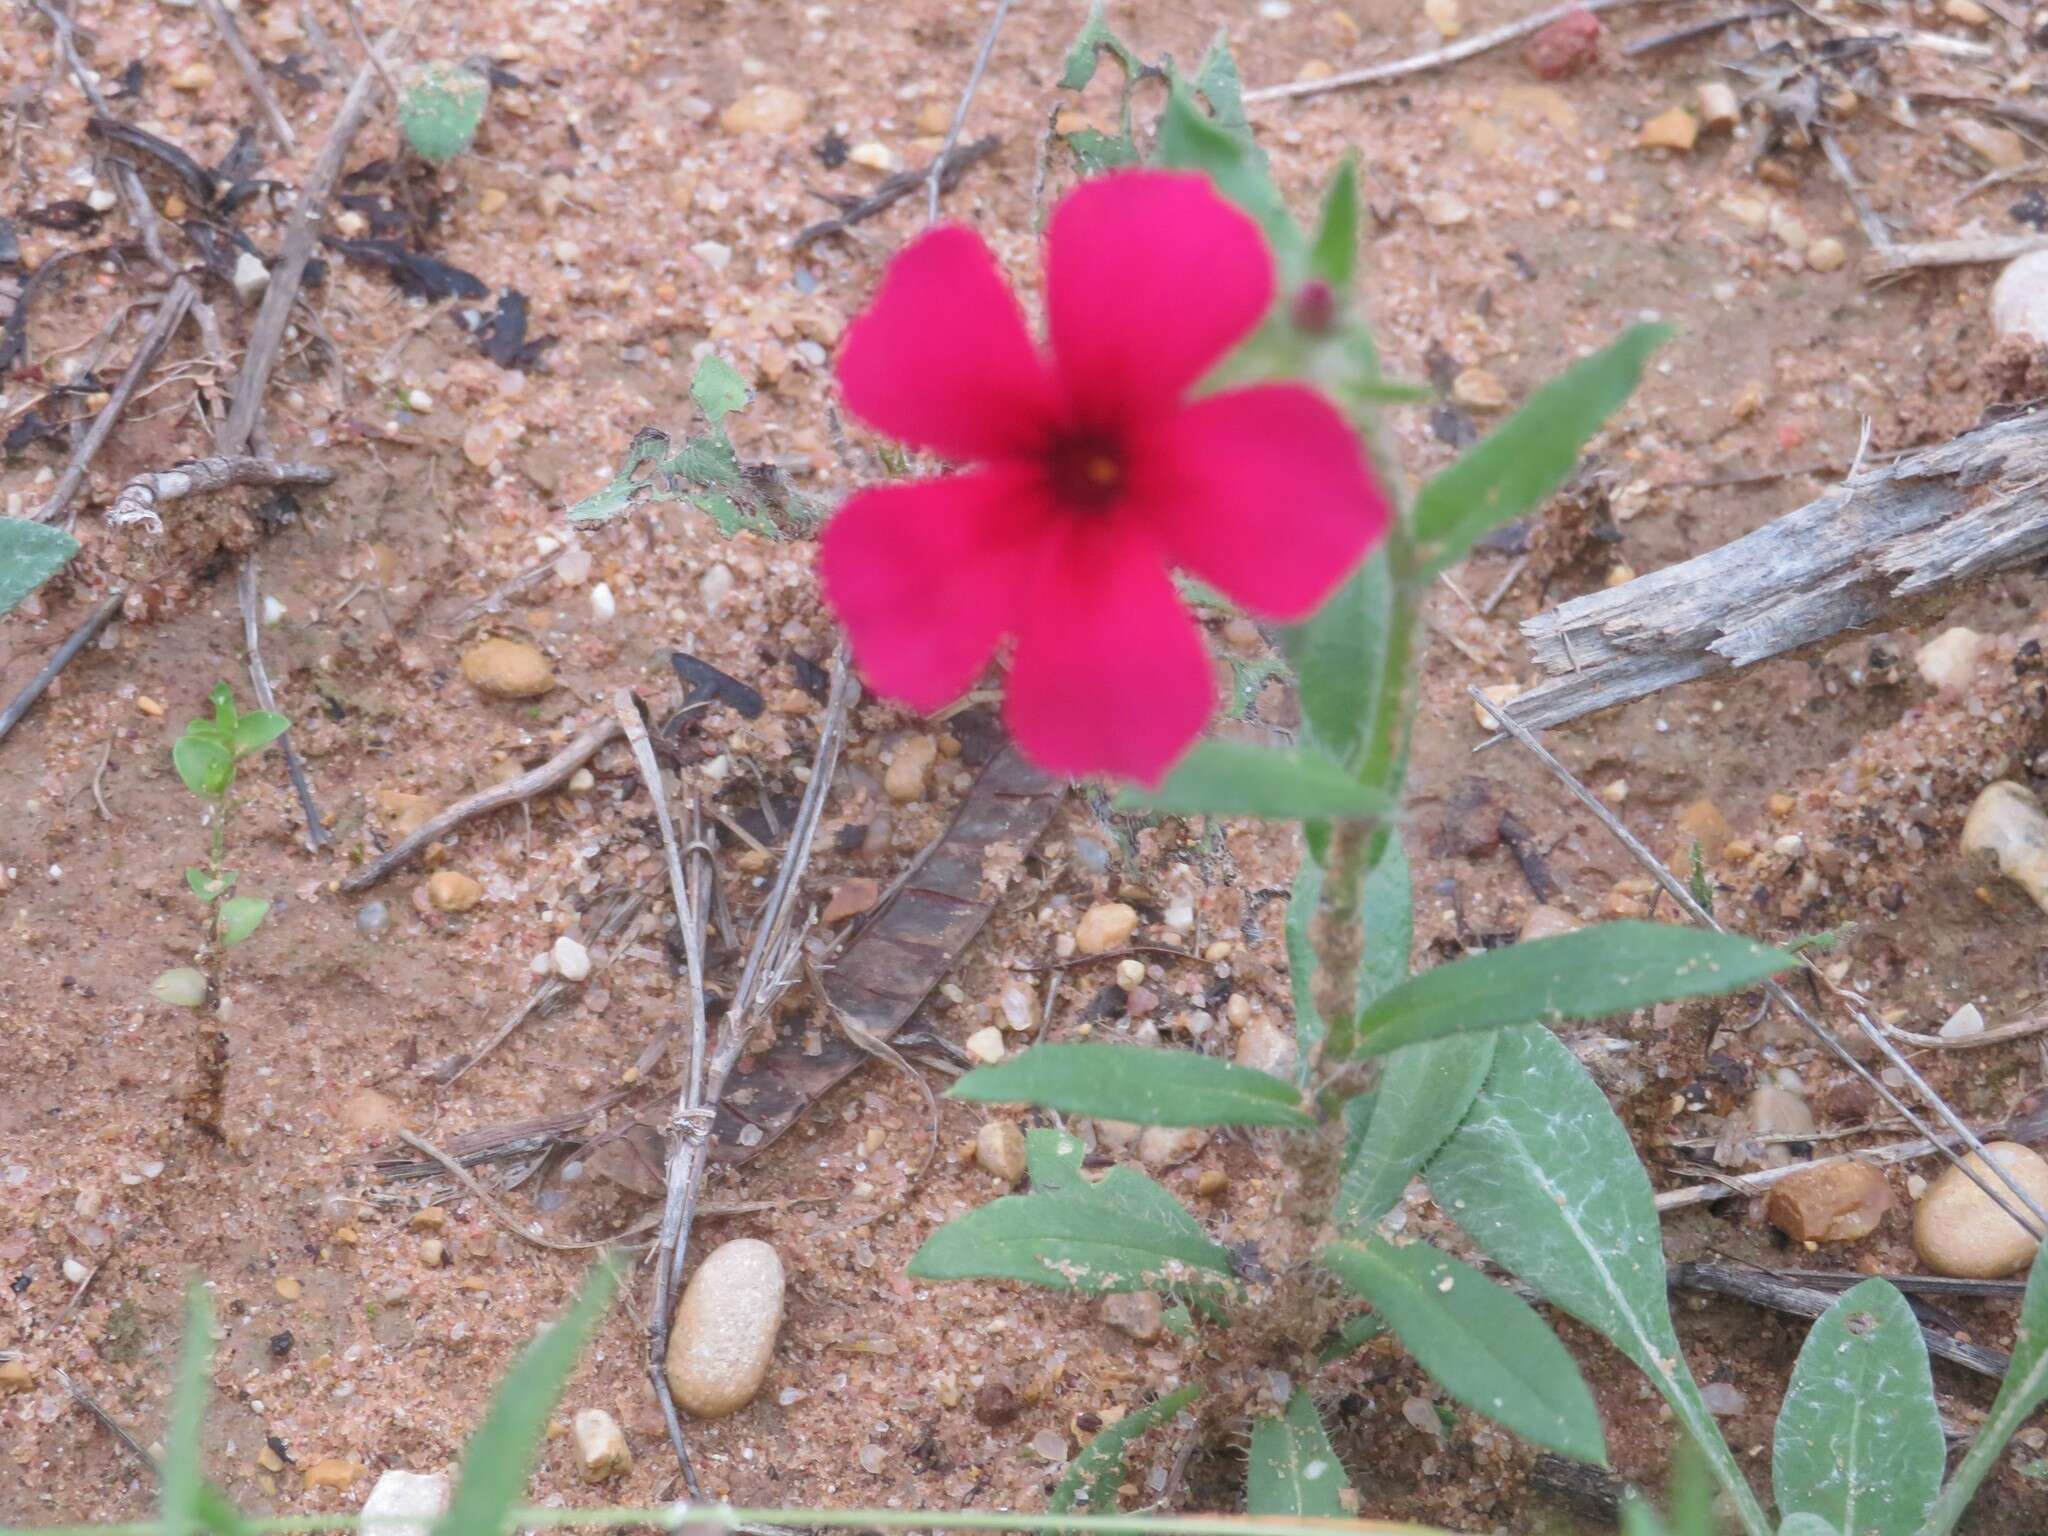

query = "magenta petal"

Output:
[[1129, 383, 1392, 620], [835, 226, 1063, 461], [819, 466, 1049, 714], [1003, 519, 1214, 786], [1045, 170, 1274, 424]]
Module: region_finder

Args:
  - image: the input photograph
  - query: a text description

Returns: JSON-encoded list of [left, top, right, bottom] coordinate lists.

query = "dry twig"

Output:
[[110, 456, 335, 532], [200, 0, 296, 150], [0, 591, 125, 748], [1866, 231, 2048, 278], [927, 0, 1014, 223], [339, 716, 622, 890], [237, 557, 327, 849]]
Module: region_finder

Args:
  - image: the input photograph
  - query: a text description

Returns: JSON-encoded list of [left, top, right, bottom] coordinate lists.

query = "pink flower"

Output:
[[820, 170, 1392, 786]]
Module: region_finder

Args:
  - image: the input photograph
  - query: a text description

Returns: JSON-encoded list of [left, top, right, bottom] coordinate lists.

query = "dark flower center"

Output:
[[1047, 432, 1126, 512]]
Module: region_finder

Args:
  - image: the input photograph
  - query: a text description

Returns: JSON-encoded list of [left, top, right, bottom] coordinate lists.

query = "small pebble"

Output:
[[0, 1359, 33, 1393], [1472, 681, 1521, 727], [426, 872, 483, 913], [1116, 958, 1146, 988], [232, 251, 270, 302], [588, 582, 616, 621], [1638, 107, 1698, 151], [858, 1443, 887, 1475], [1806, 237, 1847, 273], [1699, 1381, 1748, 1416], [356, 901, 389, 935], [699, 562, 735, 609], [1766, 1161, 1893, 1243], [1233, 1017, 1298, 1079], [461, 638, 554, 699], [1914, 1142, 2048, 1276], [1517, 904, 1580, 942], [261, 595, 287, 626], [568, 768, 595, 793], [1944, 0, 1992, 19], [169, 61, 216, 91], [1101, 1289, 1164, 1342], [964, 1026, 1006, 1065], [1000, 981, 1037, 1030], [822, 878, 881, 924], [976, 1120, 1028, 1184], [553, 936, 592, 981], [1138, 1125, 1208, 1172], [849, 142, 900, 173], [1075, 901, 1139, 955], [719, 86, 809, 134], [1523, 8, 1603, 77], [665, 1238, 785, 1417], [1419, 190, 1471, 227], [973, 1382, 1020, 1425], [1949, 117, 2027, 171], [303, 1458, 363, 1492], [1424, 0, 1462, 35], [885, 735, 938, 803], [361, 1469, 447, 1536], [62, 1257, 90, 1284], [573, 1408, 632, 1483], [417, 1239, 445, 1268], [1940, 1003, 1987, 1041], [1031, 1428, 1070, 1463], [85, 185, 118, 213], [1992, 250, 2048, 347], [1697, 80, 1739, 131], [1961, 781, 2048, 915]]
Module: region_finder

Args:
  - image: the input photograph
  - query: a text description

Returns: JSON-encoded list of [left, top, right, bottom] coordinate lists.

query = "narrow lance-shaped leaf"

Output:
[[1247, 1390, 1354, 1517], [1050, 1384, 1202, 1515], [1287, 847, 1328, 1072], [1426, 1027, 1768, 1536], [1332, 1032, 1494, 1233], [1119, 740, 1393, 823], [160, 1283, 217, 1536], [1411, 324, 1670, 579], [0, 518, 80, 618], [1772, 1278, 1941, 1536], [908, 1130, 1236, 1295], [950, 1043, 1312, 1129], [433, 1259, 621, 1536], [1308, 155, 1359, 290], [1348, 921, 1797, 1057], [1920, 1241, 2048, 1535], [1324, 1238, 1606, 1465], [1280, 549, 1396, 768]]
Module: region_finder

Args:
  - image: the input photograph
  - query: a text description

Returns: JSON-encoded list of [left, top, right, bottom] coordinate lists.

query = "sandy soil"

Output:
[[5, 0, 2048, 1530]]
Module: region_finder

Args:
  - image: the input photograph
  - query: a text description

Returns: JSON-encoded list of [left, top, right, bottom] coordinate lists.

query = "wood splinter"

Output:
[[107, 457, 335, 532]]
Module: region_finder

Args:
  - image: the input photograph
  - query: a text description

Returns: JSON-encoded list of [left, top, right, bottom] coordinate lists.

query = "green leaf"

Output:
[[1058, 0, 1140, 90], [1772, 1279, 1940, 1536], [1050, 1384, 1201, 1515], [1287, 849, 1328, 1069], [0, 518, 80, 618], [1247, 1390, 1353, 1517], [1308, 155, 1359, 289], [1280, 550, 1396, 767], [1778, 1518, 1842, 1536], [185, 868, 234, 902], [218, 897, 271, 948], [1333, 1033, 1494, 1233], [1118, 741, 1393, 822], [1191, 32, 1252, 142], [1426, 1027, 1766, 1536], [173, 734, 234, 798], [230, 710, 289, 758], [1920, 1241, 2048, 1535], [399, 62, 489, 163], [1155, 84, 1301, 270], [160, 1283, 216, 1536], [690, 355, 750, 424], [1412, 324, 1670, 578], [1067, 127, 1142, 174], [1318, 1311, 1388, 1364], [192, 1483, 250, 1536], [950, 1043, 1312, 1129], [1323, 1238, 1606, 1464], [907, 1129, 1236, 1294], [433, 1259, 621, 1536], [1349, 921, 1798, 1057], [152, 967, 209, 1009], [208, 682, 239, 735]]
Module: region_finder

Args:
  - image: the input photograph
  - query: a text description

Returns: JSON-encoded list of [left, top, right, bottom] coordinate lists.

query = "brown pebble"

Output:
[[1100, 1289, 1164, 1343], [461, 638, 555, 699], [0, 1359, 33, 1393], [1075, 902, 1139, 955], [426, 871, 483, 913], [303, 1458, 363, 1492], [973, 1382, 1020, 1425], [1196, 1169, 1230, 1198], [1766, 1162, 1893, 1243], [822, 877, 881, 924], [1639, 106, 1698, 151]]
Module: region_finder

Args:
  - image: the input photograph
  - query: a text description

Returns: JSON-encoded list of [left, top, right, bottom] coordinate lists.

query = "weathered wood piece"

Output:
[[1507, 407, 2048, 734]]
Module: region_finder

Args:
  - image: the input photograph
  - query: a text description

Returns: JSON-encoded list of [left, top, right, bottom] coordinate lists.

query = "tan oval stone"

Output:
[[976, 1119, 1028, 1185], [720, 86, 808, 135], [884, 735, 937, 803], [1517, 904, 1581, 942], [461, 638, 554, 699], [573, 1408, 632, 1482], [303, 1458, 364, 1491], [1913, 1142, 2048, 1277], [665, 1238, 784, 1418], [1233, 1017, 1298, 1080], [1075, 901, 1139, 955], [1766, 1161, 1893, 1243], [426, 871, 483, 912]]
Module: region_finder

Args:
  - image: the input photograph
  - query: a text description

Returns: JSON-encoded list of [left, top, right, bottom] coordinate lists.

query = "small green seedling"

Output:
[[155, 684, 289, 1015], [399, 61, 490, 164]]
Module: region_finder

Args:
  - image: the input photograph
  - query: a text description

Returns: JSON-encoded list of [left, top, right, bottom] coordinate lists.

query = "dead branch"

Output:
[[218, 41, 395, 455], [30, 288, 194, 525], [1242, 0, 1673, 105], [1669, 1262, 2010, 1380], [1866, 232, 2048, 278], [1504, 407, 2048, 735], [109, 456, 335, 532], [926, 0, 1013, 223], [338, 716, 622, 891], [199, 0, 296, 150], [0, 591, 126, 748], [1474, 685, 2048, 1238], [791, 137, 999, 251], [237, 556, 327, 849]]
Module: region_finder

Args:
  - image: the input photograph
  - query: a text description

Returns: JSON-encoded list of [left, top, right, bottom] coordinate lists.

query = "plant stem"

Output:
[[0, 1507, 1452, 1536], [1919, 1368, 2048, 1536]]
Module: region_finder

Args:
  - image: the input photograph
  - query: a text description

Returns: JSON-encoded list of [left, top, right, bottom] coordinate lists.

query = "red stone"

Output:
[[1524, 9, 1604, 79]]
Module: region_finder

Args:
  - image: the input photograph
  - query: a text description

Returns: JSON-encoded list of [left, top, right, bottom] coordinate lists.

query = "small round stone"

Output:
[[1913, 1142, 2048, 1277], [975, 1120, 1028, 1185], [552, 936, 592, 981], [1075, 902, 1139, 955], [665, 1238, 785, 1418], [426, 872, 483, 913], [356, 900, 390, 935], [461, 638, 554, 699]]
